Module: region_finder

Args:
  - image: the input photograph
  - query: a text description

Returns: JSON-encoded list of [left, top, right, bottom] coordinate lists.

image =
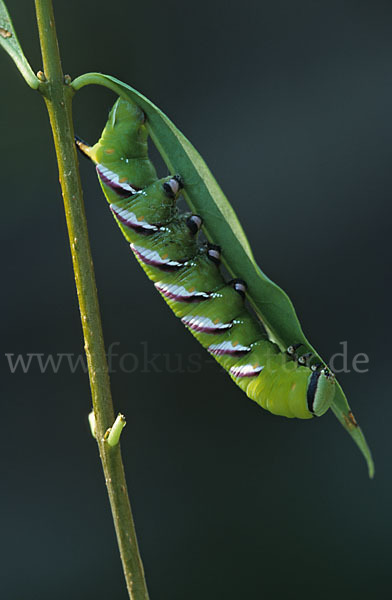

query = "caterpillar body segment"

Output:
[[77, 98, 335, 419]]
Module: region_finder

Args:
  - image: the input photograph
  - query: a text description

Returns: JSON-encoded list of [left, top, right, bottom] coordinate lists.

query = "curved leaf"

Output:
[[72, 73, 374, 477], [0, 1, 38, 89]]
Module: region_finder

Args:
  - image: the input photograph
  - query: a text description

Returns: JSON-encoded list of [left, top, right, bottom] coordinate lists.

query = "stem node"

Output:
[[106, 413, 127, 447], [88, 410, 97, 439]]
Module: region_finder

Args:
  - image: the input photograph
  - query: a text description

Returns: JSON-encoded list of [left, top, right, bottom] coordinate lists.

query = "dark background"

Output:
[[1, 1, 390, 598]]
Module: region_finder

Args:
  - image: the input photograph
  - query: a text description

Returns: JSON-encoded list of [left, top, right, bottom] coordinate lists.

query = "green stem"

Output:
[[72, 72, 125, 95], [34, 2, 149, 598]]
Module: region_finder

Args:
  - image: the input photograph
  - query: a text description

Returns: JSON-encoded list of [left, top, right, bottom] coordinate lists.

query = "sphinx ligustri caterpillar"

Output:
[[76, 98, 335, 419]]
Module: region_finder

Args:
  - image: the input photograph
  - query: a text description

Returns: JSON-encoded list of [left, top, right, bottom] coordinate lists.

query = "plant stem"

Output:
[[34, 2, 150, 598]]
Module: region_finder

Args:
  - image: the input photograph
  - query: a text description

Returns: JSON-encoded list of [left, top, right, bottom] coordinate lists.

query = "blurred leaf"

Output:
[[72, 73, 374, 477], [0, 1, 38, 89]]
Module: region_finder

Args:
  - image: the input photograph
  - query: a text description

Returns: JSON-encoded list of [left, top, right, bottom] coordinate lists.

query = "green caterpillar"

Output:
[[76, 97, 335, 419]]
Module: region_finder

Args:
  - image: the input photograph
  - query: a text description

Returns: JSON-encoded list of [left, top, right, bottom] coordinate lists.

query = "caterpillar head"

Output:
[[307, 367, 335, 417]]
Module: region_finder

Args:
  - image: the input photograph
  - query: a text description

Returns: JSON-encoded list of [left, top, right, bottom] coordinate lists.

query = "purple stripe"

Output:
[[110, 205, 159, 234], [160, 290, 211, 302], [181, 317, 232, 334], [208, 347, 250, 356], [156, 287, 211, 303], [132, 246, 184, 272], [230, 365, 263, 378], [96, 165, 139, 198]]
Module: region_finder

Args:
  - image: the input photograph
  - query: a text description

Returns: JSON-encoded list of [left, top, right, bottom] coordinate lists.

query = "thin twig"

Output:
[[33, 1, 150, 597]]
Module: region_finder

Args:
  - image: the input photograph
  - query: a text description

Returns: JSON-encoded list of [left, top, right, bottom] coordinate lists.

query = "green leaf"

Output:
[[72, 72, 374, 477], [0, 1, 38, 89]]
